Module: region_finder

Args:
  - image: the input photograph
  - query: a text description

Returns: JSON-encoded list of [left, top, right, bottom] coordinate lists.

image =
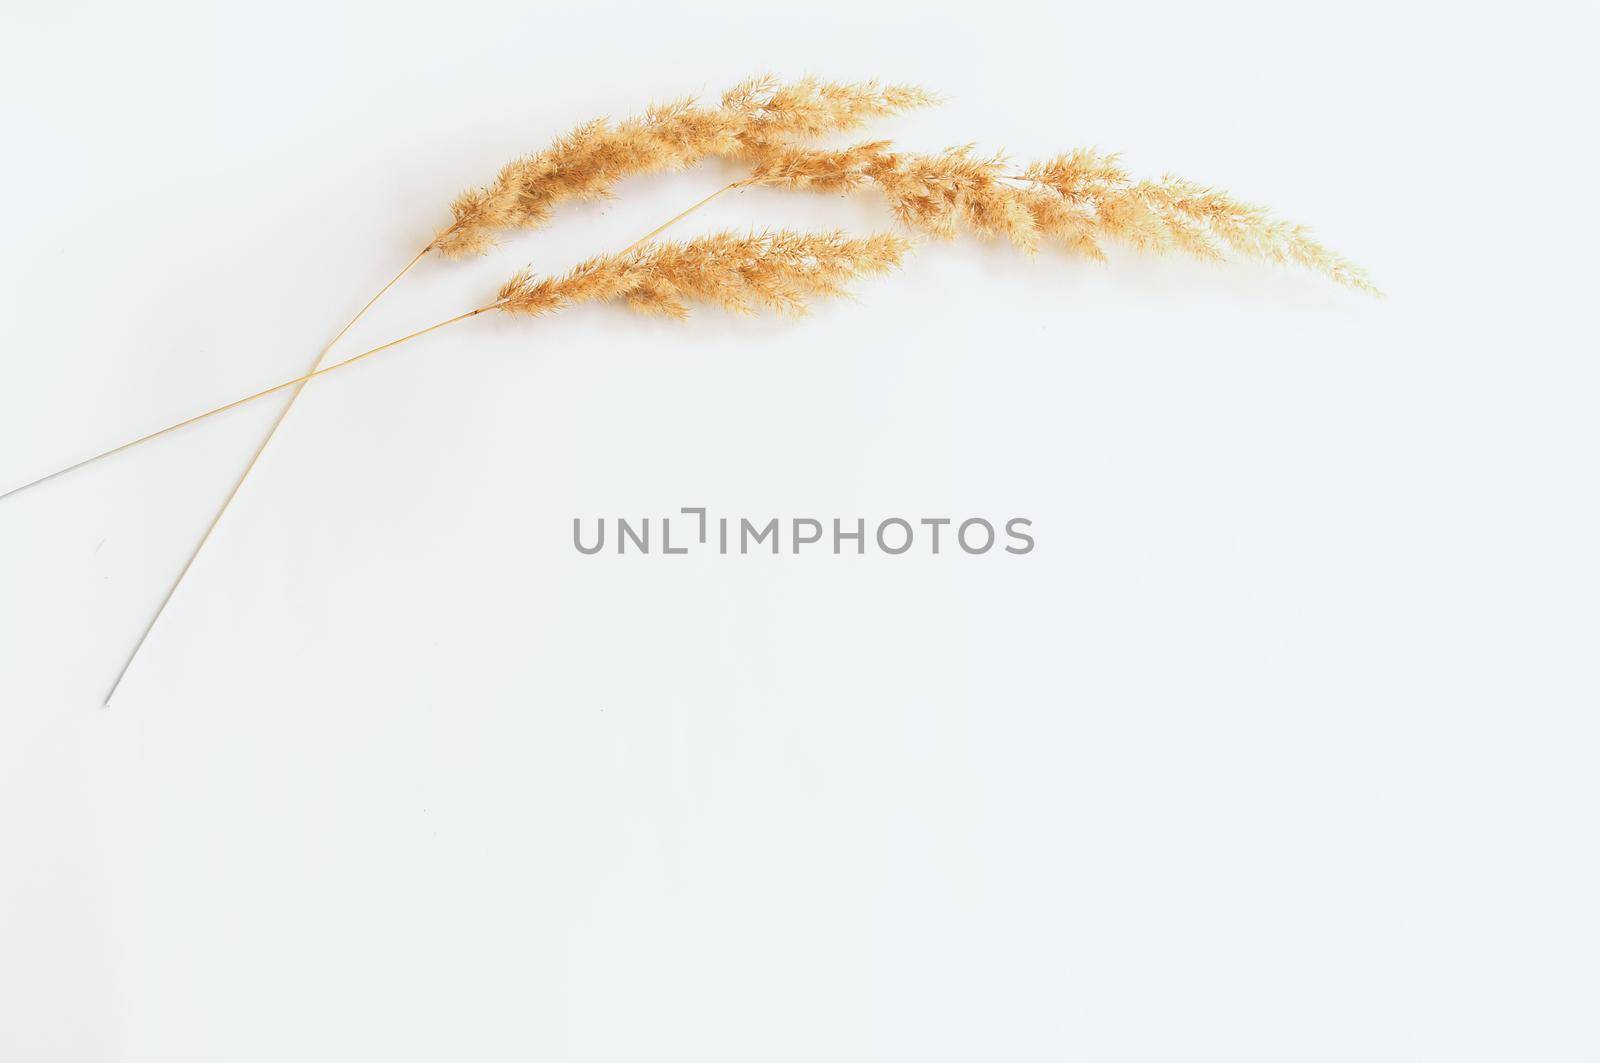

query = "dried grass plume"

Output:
[[3, 76, 1384, 529], [747, 141, 1377, 292], [434, 77, 937, 258], [496, 230, 912, 319]]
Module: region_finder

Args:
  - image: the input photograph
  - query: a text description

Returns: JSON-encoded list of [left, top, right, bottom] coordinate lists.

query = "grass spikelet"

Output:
[[748, 141, 1376, 292], [496, 230, 912, 320], [750, 142, 1039, 251], [7, 79, 1386, 537], [1020, 151, 1378, 291], [434, 77, 935, 258], [721, 76, 939, 140], [23, 79, 1383, 702]]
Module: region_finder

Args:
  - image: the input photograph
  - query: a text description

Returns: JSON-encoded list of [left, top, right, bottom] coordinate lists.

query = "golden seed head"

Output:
[[497, 229, 913, 320], [745, 141, 1378, 293], [434, 76, 936, 259]]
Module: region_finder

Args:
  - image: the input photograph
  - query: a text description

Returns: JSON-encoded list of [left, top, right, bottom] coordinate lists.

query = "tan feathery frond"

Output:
[[750, 142, 1039, 251], [433, 77, 936, 258], [1020, 151, 1377, 290], [721, 76, 939, 140], [496, 229, 912, 320], [1019, 149, 1133, 200], [1140, 175, 1375, 291], [6, 84, 1385, 526], [21, 84, 1382, 698], [748, 141, 1376, 292]]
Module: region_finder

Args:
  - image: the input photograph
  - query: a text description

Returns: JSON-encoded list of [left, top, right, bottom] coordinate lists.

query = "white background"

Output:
[[2, 1, 1596, 1059]]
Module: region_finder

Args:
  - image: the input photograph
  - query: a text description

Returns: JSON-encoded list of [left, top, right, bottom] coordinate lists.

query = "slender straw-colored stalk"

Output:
[[100, 242, 433, 704], [3, 178, 754, 507], [2, 307, 494, 510], [19, 176, 759, 700], [97, 73, 938, 701], [615, 179, 751, 256]]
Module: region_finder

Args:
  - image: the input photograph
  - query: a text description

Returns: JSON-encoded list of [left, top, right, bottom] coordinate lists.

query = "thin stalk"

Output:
[[6, 178, 753, 505], [101, 242, 433, 704], [1, 307, 493, 505], [20, 172, 813, 701], [616, 179, 749, 256]]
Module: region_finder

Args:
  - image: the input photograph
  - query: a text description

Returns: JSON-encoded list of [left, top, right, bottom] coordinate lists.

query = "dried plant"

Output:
[[7, 93, 1383, 513], [6, 78, 1382, 702], [5, 227, 912, 519], [434, 77, 937, 258], [8, 130, 1379, 515], [496, 230, 910, 318], [83, 76, 935, 702], [745, 141, 1377, 292]]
